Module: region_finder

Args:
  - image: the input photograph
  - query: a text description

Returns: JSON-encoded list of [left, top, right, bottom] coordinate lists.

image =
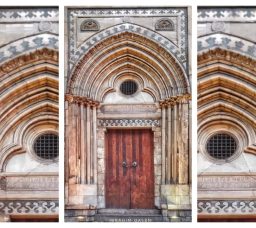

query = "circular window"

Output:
[[120, 80, 138, 95], [206, 133, 237, 160], [33, 134, 59, 160]]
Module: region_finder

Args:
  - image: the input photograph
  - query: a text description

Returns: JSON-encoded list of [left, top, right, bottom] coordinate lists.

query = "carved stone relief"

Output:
[[80, 19, 100, 31], [155, 18, 174, 31], [0, 200, 59, 215]]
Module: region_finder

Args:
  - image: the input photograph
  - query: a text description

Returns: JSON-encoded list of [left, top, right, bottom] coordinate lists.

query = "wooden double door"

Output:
[[105, 129, 154, 209]]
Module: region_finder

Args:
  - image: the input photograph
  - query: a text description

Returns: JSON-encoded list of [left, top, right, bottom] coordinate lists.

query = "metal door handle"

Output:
[[132, 161, 137, 167], [122, 161, 128, 168]]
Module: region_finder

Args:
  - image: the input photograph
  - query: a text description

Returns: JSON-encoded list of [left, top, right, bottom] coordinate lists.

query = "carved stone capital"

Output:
[[65, 94, 100, 107], [159, 94, 191, 108]]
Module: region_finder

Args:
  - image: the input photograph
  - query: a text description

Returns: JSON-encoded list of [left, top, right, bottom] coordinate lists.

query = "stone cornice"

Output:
[[198, 48, 256, 73], [159, 94, 191, 108], [65, 94, 100, 107], [0, 48, 58, 75]]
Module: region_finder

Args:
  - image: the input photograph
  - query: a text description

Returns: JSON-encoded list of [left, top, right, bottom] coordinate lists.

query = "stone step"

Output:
[[95, 209, 164, 222]]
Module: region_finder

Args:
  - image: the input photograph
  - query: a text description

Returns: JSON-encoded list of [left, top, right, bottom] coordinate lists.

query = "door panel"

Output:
[[105, 129, 154, 209]]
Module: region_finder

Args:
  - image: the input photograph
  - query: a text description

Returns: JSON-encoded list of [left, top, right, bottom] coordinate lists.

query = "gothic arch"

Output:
[[198, 48, 256, 160], [67, 30, 189, 101], [0, 47, 59, 171]]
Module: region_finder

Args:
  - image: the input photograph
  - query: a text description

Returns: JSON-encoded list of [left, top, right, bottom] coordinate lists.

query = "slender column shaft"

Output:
[[167, 105, 172, 183], [93, 106, 97, 184], [161, 107, 166, 184], [86, 105, 91, 184], [80, 104, 85, 184], [172, 104, 177, 183]]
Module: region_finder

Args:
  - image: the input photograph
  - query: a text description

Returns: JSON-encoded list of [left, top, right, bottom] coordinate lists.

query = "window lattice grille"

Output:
[[34, 134, 59, 160], [120, 80, 138, 95], [206, 133, 237, 159]]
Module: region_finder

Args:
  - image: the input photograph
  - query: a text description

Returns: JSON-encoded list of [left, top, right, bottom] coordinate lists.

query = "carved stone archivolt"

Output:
[[198, 48, 256, 73], [0, 48, 58, 75]]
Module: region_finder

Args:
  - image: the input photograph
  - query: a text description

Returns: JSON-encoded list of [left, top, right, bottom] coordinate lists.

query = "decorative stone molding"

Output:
[[0, 8, 58, 22], [98, 119, 160, 127], [159, 94, 191, 107], [0, 34, 59, 64], [67, 8, 188, 72], [198, 174, 256, 191], [65, 94, 100, 107], [80, 19, 100, 31], [0, 200, 59, 215], [198, 48, 256, 72], [155, 18, 174, 31], [0, 48, 58, 75], [244, 145, 256, 155], [0, 174, 58, 191], [198, 8, 256, 21], [100, 104, 158, 114], [198, 200, 256, 214], [198, 34, 256, 59]]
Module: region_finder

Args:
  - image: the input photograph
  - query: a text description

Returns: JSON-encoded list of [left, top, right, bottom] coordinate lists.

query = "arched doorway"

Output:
[[65, 8, 191, 222]]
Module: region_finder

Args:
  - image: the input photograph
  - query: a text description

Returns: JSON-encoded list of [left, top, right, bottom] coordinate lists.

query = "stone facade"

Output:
[[65, 7, 191, 222], [197, 7, 256, 221], [0, 7, 59, 222]]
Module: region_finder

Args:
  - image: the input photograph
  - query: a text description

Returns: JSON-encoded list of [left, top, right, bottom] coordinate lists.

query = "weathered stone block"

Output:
[[77, 184, 97, 196], [68, 196, 84, 205], [83, 195, 97, 205], [154, 154, 161, 165], [97, 158, 105, 173], [97, 184, 104, 196], [97, 173, 104, 185], [97, 196, 105, 208], [97, 148, 104, 158]]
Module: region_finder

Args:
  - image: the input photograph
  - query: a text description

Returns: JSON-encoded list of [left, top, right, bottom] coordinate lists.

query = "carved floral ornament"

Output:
[[159, 94, 191, 108], [65, 94, 100, 107], [0, 48, 58, 75], [198, 48, 256, 72]]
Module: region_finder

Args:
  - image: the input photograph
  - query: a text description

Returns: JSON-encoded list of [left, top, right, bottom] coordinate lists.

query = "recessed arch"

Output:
[[198, 47, 256, 159], [68, 31, 189, 101]]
